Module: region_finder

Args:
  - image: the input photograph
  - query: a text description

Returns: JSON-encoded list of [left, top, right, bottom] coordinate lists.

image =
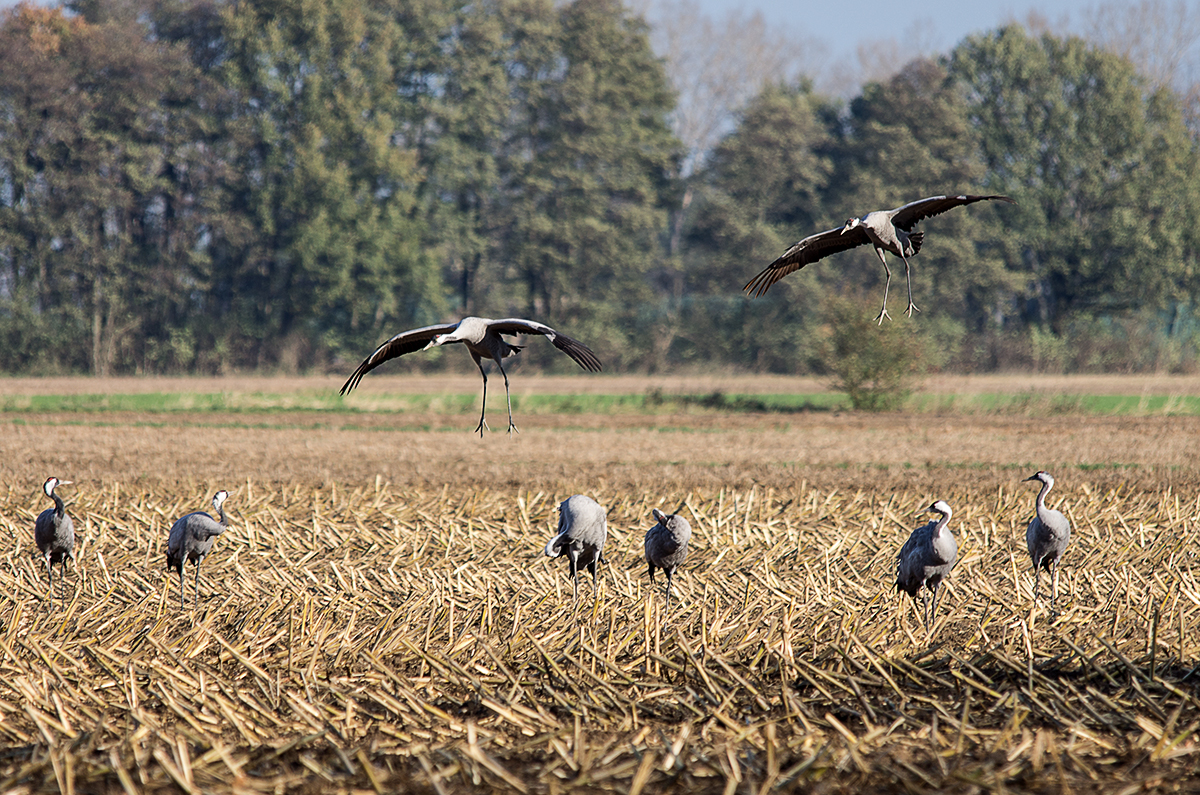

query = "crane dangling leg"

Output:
[[901, 255, 920, 317], [873, 248, 893, 325], [471, 354, 490, 437], [194, 562, 202, 609], [178, 568, 185, 609], [1033, 562, 1041, 605], [497, 360, 519, 436]]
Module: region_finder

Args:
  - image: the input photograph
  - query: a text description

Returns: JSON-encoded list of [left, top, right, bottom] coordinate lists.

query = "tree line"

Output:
[[1, 0, 1198, 376]]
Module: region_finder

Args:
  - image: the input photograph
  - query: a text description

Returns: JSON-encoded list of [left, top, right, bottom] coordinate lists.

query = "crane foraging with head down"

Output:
[[644, 508, 691, 608], [166, 490, 230, 609], [1023, 470, 1071, 614], [744, 194, 1016, 323], [544, 495, 607, 601], [34, 477, 75, 606], [896, 500, 958, 631]]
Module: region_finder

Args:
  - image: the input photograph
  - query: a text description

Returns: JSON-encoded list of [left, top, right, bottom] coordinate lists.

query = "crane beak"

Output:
[[1022, 474, 1038, 482], [59, 481, 73, 486]]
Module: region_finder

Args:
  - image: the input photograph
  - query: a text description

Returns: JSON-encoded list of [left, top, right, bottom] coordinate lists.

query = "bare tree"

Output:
[[852, 19, 945, 89], [1081, 0, 1200, 129], [646, 0, 823, 177]]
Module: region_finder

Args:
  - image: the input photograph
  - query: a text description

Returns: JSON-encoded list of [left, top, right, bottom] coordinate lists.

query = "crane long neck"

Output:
[[50, 487, 65, 518], [1035, 480, 1053, 516], [932, 510, 951, 536], [215, 502, 227, 528]]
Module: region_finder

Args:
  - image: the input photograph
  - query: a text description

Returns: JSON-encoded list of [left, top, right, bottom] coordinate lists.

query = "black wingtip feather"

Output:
[[743, 266, 781, 297], [552, 334, 604, 372]]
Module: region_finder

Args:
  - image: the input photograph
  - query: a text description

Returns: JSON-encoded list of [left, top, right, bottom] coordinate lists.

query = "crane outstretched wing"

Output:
[[743, 225, 871, 297], [340, 322, 461, 394], [487, 318, 603, 372], [889, 194, 1015, 232]]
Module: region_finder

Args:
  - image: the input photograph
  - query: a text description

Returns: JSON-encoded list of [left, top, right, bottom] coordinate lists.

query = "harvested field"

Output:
[[2, 376, 1200, 793]]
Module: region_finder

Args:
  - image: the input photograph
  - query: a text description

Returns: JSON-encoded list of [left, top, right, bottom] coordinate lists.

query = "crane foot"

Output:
[[874, 307, 892, 325], [475, 418, 490, 437], [507, 422, 521, 437], [905, 302, 921, 317]]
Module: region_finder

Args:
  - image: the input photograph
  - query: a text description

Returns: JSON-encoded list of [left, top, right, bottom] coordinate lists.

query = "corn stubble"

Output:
[[1, 478, 1199, 793]]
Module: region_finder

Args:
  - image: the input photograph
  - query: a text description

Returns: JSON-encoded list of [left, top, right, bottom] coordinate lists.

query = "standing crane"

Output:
[[744, 194, 1016, 323], [543, 495, 608, 601], [896, 500, 958, 631], [1023, 471, 1071, 614], [34, 477, 75, 606], [166, 490, 230, 609], [340, 317, 602, 436], [644, 508, 691, 609]]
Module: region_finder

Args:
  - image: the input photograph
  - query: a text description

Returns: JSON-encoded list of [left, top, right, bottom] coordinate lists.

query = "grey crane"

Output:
[[166, 490, 229, 609], [896, 500, 958, 631], [744, 194, 1016, 323], [34, 477, 75, 605], [544, 494, 608, 600], [645, 508, 691, 608], [340, 316, 603, 436], [1023, 470, 1071, 614]]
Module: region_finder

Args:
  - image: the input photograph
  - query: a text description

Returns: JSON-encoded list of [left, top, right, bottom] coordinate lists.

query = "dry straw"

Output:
[[1, 477, 1199, 792]]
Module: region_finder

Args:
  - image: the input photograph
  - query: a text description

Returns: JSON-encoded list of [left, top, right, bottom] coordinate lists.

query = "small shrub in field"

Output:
[[819, 296, 925, 410]]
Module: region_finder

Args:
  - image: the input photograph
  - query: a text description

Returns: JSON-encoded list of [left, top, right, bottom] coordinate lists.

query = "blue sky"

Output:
[[0, 0, 1121, 74], [687, 0, 1092, 61]]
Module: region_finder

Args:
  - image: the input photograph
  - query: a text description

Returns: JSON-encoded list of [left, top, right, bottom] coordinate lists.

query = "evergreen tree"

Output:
[[678, 83, 838, 371], [496, 0, 680, 369], [216, 0, 442, 368]]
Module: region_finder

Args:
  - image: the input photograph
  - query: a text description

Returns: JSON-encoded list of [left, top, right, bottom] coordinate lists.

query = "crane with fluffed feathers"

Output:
[[544, 494, 608, 601], [744, 194, 1016, 323], [340, 317, 602, 436], [1023, 470, 1071, 614], [34, 477, 75, 606], [644, 508, 691, 608], [166, 490, 230, 609], [896, 500, 958, 631]]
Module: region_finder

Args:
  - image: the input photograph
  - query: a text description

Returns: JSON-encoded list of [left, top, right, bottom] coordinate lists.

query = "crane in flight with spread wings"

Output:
[[744, 194, 1015, 323], [340, 317, 602, 436]]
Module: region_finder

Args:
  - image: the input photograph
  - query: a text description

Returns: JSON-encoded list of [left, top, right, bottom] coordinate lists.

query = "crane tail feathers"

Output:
[[908, 231, 924, 255]]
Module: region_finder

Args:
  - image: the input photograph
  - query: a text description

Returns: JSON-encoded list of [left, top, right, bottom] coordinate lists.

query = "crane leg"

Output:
[[874, 250, 893, 325], [665, 570, 674, 611], [194, 563, 202, 609], [46, 554, 54, 607], [472, 354, 490, 437], [1050, 561, 1059, 617], [568, 548, 579, 603], [901, 255, 920, 317], [921, 589, 929, 632], [1033, 563, 1040, 604], [498, 361, 519, 436], [178, 569, 185, 609]]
